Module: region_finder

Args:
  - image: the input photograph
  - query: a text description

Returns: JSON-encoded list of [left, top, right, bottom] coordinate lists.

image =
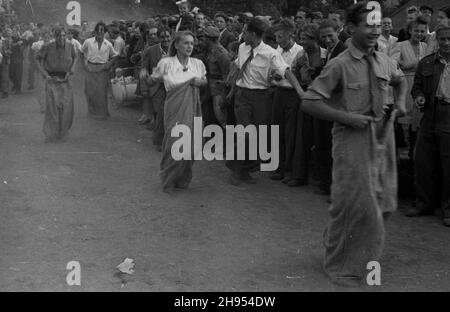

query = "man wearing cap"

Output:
[[420, 5, 434, 35], [201, 26, 231, 128]]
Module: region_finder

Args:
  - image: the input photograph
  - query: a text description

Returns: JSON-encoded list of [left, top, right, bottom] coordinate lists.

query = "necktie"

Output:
[[236, 48, 254, 82], [227, 47, 254, 99], [364, 54, 384, 118]]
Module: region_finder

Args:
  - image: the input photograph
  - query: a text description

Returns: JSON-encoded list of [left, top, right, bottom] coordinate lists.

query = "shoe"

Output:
[[240, 171, 256, 184], [443, 218, 450, 227], [270, 172, 284, 181], [288, 179, 308, 187], [281, 177, 291, 184], [404, 208, 434, 217]]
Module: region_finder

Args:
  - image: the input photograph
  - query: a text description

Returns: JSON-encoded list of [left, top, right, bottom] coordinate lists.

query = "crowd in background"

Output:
[[0, 1, 449, 226]]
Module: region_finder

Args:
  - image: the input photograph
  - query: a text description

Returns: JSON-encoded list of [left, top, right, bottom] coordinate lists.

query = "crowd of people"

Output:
[[1, 0, 449, 287]]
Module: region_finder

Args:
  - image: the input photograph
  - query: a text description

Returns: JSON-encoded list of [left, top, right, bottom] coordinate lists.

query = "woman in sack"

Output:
[[144, 31, 207, 193]]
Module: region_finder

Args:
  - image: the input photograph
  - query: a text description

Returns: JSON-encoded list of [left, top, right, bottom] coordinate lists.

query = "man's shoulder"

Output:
[[419, 53, 438, 65]]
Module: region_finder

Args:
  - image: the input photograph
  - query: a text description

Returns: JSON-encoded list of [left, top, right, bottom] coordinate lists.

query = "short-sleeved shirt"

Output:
[[37, 41, 76, 73], [236, 41, 289, 90], [81, 37, 118, 64], [113, 36, 126, 58], [151, 56, 207, 92], [303, 41, 404, 118]]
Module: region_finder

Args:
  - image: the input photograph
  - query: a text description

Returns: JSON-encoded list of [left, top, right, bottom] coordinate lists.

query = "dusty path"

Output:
[[0, 66, 449, 292]]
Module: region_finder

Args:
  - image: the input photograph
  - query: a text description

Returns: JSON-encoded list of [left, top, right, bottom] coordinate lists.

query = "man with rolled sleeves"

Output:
[[409, 27, 450, 227], [301, 2, 407, 286], [225, 17, 304, 185]]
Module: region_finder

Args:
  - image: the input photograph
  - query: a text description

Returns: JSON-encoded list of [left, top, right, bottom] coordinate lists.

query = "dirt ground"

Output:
[[0, 60, 449, 292]]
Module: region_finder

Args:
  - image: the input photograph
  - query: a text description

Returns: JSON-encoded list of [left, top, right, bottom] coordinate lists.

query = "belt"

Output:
[[237, 86, 268, 92], [88, 61, 107, 65], [48, 72, 67, 79]]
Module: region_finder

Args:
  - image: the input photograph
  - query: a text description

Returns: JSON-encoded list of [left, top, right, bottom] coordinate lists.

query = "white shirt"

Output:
[[113, 36, 126, 58], [81, 37, 118, 64], [151, 56, 207, 92], [274, 42, 303, 88], [377, 34, 397, 55], [235, 41, 289, 90], [69, 38, 82, 53]]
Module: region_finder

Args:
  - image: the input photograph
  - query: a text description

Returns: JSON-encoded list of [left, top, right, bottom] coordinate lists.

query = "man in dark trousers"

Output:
[[409, 26, 450, 227], [314, 20, 347, 196], [140, 27, 171, 151]]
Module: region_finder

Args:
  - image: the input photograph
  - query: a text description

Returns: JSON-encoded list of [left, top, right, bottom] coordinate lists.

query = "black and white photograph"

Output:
[[0, 0, 449, 296]]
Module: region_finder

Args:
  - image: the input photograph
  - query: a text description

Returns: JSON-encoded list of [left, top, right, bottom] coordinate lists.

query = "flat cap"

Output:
[[203, 25, 220, 38]]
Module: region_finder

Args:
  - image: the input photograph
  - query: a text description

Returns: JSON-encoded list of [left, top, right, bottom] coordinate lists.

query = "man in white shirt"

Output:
[[81, 21, 118, 120], [377, 17, 397, 55], [270, 18, 303, 181], [226, 17, 304, 185]]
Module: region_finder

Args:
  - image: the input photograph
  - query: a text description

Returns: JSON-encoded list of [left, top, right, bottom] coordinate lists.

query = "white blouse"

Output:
[[151, 56, 207, 92]]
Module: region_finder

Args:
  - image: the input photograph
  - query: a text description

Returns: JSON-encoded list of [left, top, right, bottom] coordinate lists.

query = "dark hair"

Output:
[[246, 17, 268, 38], [273, 18, 295, 33], [329, 9, 346, 22], [157, 26, 171, 37], [263, 27, 276, 43], [419, 5, 434, 14], [346, 1, 374, 27], [301, 23, 319, 41], [319, 19, 339, 32], [214, 12, 227, 21], [407, 15, 429, 32], [168, 30, 195, 56], [94, 21, 107, 33]]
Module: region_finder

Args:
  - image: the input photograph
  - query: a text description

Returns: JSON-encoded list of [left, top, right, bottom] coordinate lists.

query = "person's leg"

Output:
[[270, 88, 286, 179], [28, 52, 36, 89], [283, 90, 300, 175], [84, 71, 96, 116], [59, 82, 75, 139], [43, 81, 59, 142], [290, 109, 313, 186], [314, 118, 333, 194], [438, 131, 450, 225], [16, 60, 23, 93], [410, 126, 440, 217], [1, 63, 9, 98], [226, 88, 253, 184], [324, 126, 386, 286], [212, 94, 227, 128], [152, 88, 166, 148]]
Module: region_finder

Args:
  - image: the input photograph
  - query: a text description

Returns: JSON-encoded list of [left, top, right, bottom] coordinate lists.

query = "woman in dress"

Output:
[[145, 31, 207, 193], [390, 16, 428, 159]]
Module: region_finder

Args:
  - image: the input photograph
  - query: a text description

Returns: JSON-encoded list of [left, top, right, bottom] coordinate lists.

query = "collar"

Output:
[[252, 40, 265, 54], [175, 56, 191, 70], [348, 40, 376, 60]]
